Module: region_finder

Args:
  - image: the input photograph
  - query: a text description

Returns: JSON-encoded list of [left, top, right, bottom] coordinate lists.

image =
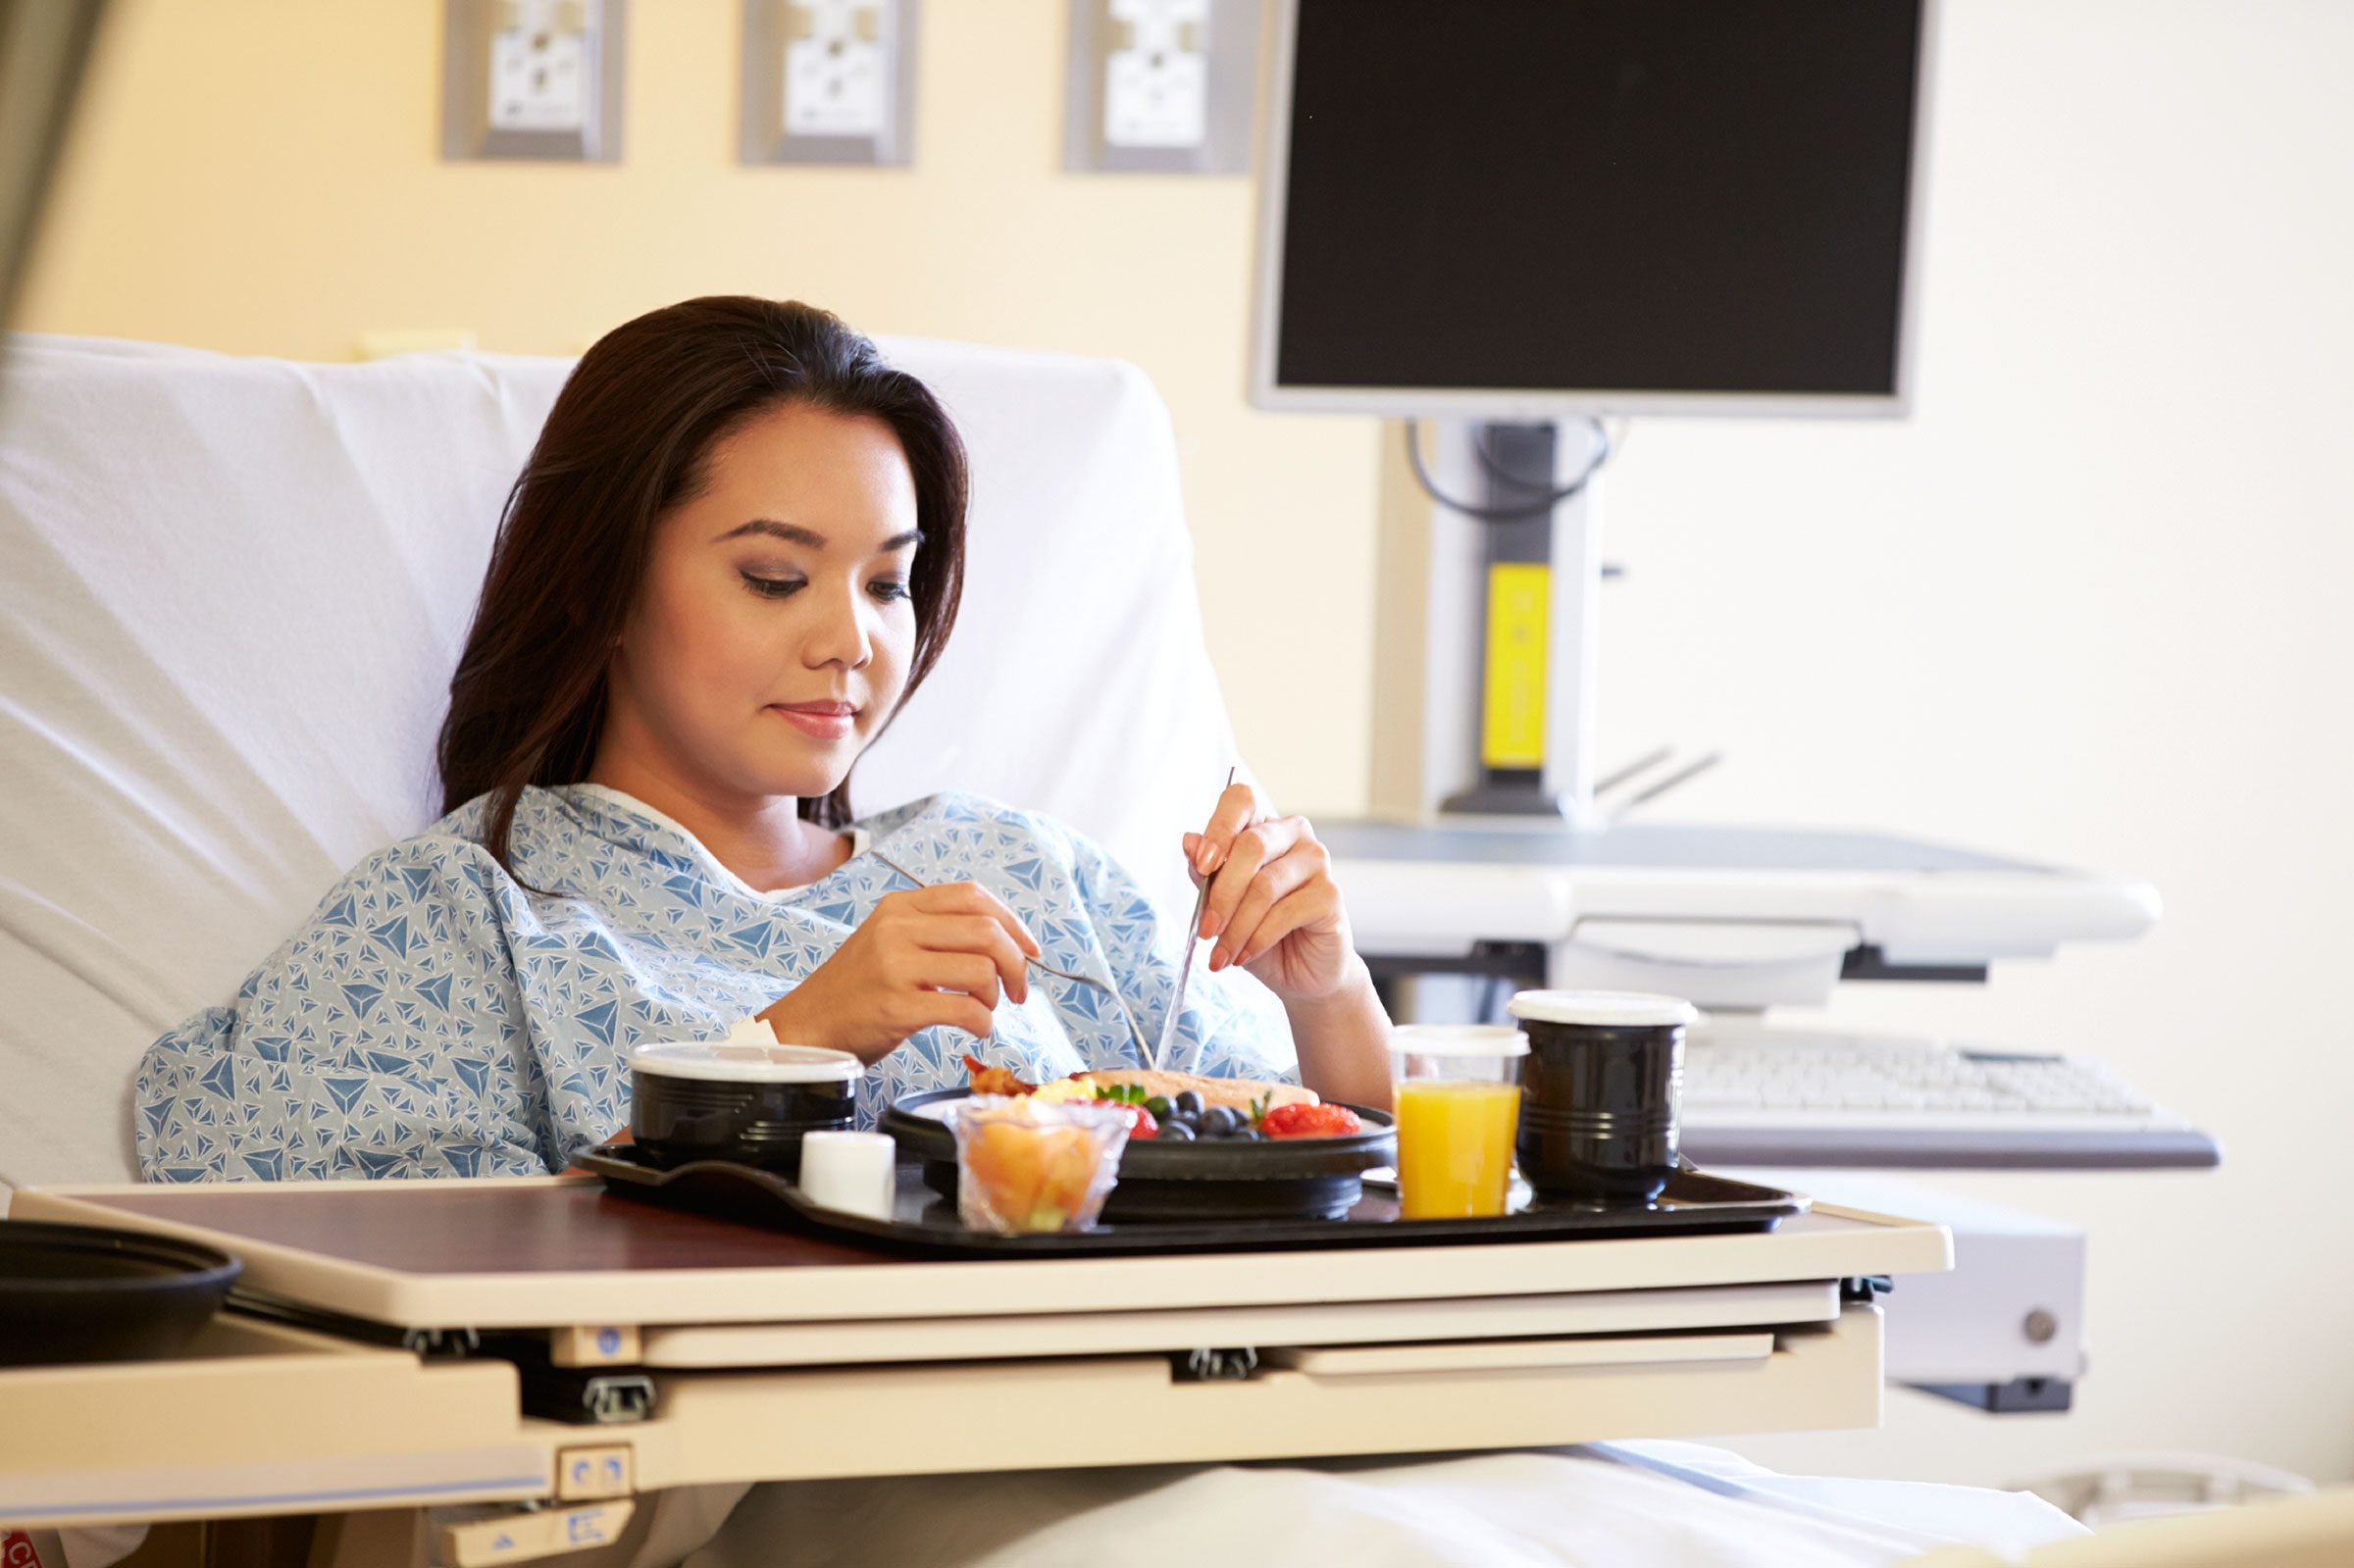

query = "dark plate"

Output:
[[881, 1087, 1396, 1178], [881, 1087, 1397, 1221], [580, 1143, 1807, 1257], [0, 1219, 242, 1366]]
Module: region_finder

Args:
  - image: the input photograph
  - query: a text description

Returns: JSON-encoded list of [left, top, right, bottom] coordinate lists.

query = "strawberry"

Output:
[[1116, 1103, 1158, 1139], [1259, 1103, 1362, 1138]]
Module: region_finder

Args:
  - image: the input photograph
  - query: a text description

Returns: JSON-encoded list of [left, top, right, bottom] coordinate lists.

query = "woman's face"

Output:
[[603, 401, 922, 808]]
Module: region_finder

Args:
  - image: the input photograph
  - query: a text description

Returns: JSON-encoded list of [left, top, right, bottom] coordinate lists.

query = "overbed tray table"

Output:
[[3, 1172, 1950, 1551]]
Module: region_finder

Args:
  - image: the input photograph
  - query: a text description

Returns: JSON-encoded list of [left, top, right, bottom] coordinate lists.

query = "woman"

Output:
[[134, 296, 1391, 1182]]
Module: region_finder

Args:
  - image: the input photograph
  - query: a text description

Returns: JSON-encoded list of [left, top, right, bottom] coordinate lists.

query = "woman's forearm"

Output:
[[1283, 954, 1396, 1111]]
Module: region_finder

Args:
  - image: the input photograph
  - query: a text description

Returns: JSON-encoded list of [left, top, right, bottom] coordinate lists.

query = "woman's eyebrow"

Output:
[[715, 519, 825, 547], [714, 519, 923, 552]]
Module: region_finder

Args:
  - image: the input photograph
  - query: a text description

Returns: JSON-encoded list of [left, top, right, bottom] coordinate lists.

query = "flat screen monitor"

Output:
[[1251, 0, 1935, 420]]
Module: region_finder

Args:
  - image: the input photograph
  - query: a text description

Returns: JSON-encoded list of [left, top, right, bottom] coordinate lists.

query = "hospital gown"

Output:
[[134, 784, 1290, 1182]]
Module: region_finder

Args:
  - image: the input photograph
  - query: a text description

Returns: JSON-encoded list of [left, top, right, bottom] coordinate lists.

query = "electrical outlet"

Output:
[[488, 0, 594, 133], [1103, 0, 1207, 148], [785, 0, 890, 138], [742, 0, 914, 165], [443, 0, 623, 162]]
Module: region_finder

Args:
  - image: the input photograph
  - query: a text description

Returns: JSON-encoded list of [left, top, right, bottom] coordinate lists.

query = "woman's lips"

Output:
[[770, 702, 857, 740]]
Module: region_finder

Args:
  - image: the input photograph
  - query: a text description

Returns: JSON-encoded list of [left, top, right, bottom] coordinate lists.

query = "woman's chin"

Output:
[[736, 750, 858, 803]]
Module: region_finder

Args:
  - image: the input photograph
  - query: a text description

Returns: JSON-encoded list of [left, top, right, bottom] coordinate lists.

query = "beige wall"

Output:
[[19, 0, 1381, 816], [25, 0, 2354, 1496], [1599, 0, 2354, 1494]]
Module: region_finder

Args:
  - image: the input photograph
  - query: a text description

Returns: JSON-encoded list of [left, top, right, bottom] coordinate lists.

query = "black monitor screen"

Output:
[[1271, 0, 1925, 400]]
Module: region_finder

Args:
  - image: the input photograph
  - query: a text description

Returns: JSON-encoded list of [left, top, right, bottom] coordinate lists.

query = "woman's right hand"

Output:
[[757, 883, 1041, 1065]]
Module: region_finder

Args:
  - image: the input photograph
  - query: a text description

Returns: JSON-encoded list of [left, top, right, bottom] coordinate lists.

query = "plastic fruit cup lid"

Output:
[[1507, 989, 1699, 1029], [1390, 1024, 1529, 1057], [630, 1041, 862, 1084]]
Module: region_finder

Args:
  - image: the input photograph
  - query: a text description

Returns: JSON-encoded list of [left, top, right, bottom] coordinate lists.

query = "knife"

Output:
[[1152, 766, 1236, 1070]]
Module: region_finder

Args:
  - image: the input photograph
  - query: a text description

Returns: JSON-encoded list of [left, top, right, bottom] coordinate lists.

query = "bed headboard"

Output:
[[0, 330, 1246, 1189]]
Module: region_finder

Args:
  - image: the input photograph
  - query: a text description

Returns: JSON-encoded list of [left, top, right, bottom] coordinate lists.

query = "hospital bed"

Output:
[[0, 333, 2338, 1566]]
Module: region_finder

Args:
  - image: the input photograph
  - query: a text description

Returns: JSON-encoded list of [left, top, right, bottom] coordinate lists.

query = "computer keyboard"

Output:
[[1678, 1025, 2220, 1169]]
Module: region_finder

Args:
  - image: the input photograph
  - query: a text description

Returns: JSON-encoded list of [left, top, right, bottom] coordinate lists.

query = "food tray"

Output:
[[579, 1143, 1808, 1258], [880, 1087, 1397, 1221]]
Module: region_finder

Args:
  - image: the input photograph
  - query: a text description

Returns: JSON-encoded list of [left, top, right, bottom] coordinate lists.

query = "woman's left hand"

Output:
[[1180, 781, 1357, 1005]]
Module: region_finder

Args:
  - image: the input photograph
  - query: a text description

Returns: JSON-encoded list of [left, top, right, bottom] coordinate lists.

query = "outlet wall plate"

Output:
[[443, 0, 626, 162], [1065, 0, 1258, 175], [742, 0, 920, 167]]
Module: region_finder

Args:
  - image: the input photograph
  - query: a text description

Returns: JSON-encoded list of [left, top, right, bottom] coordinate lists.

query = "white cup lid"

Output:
[[631, 1030, 862, 1084], [800, 1129, 896, 1158], [1507, 990, 1699, 1029], [1391, 1024, 1529, 1058]]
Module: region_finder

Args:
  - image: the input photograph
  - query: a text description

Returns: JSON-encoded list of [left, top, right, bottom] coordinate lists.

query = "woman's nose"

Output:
[[801, 580, 874, 670]]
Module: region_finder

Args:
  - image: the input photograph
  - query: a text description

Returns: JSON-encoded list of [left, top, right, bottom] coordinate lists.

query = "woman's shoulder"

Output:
[[195, 799, 540, 1019], [307, 794, 532, 922]]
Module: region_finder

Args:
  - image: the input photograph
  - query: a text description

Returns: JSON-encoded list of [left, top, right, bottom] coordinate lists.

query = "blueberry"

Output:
[[1165, 1107, 1199, 1131], [1145, 1096, 1172, 1120], [1173, 1090, 1205, 1118], [1201, 1105, 1239, 1138], [1234, 1127, 1264, 1141], [1157, 1121, 1196, 1141]]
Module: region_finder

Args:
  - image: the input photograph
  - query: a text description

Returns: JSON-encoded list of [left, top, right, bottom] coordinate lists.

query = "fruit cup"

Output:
[[950, 1095, 1132, 1233]]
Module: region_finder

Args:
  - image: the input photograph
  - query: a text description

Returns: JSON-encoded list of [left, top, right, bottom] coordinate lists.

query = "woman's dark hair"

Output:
[[436, 296, 967, 871]]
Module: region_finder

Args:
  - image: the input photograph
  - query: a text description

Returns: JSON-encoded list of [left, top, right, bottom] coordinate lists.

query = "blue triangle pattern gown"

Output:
[[134, 784, 1293, 1182]]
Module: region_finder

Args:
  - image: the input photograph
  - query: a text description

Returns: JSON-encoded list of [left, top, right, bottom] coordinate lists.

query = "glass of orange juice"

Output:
[[1390, 1025, 1528, 1219]]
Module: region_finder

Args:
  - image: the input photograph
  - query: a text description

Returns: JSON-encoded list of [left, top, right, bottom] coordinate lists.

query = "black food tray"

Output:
[[580, 1143, 1808, 1258]]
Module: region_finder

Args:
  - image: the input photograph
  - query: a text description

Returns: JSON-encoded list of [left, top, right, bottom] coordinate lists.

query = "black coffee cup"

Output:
[[630, 1035, 860, 1177], [1507, 990, 1696, 1203]]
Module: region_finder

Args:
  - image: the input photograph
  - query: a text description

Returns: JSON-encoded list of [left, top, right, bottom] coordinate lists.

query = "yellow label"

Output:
[[1481, 562, 1549, 769]]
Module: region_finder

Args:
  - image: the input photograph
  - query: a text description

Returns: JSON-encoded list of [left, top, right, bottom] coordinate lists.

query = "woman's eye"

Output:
[[868, 579, 911, 604], [740, 573, 804, 599]]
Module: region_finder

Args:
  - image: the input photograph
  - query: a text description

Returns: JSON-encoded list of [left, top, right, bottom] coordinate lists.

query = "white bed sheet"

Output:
[[652, 1445, 2084, 1568]]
